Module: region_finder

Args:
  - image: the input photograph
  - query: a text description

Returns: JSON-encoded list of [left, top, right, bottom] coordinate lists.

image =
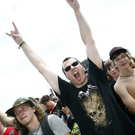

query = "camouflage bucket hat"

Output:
[[6, 97, 36, 117]]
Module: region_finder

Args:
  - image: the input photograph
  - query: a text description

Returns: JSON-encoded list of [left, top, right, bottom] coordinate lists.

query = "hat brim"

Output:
[[6, 100, 34, 117], [110, 48, 127, 60]]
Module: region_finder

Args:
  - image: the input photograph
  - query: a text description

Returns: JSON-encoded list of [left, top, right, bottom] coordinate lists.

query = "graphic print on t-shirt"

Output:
[[78, 84, 108, 128]]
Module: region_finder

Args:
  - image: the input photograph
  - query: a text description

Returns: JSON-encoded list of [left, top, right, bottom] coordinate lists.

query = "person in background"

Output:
[[51, 95, 59, 103], [0, 110, 14, 127], [109, 47, 135, 115], [104, 59, 135, 123], [57, 100, 81, 135], [40, 95, 62, 118], [0, 121, 19, 135], [6, 0, 135, 134], [5, 97, 71, 135]]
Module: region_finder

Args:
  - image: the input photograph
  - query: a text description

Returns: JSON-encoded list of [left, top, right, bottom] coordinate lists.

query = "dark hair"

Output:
[[40, 95, 50, 104], [62, 57, 81, 75], [57, 100, 66, 109]]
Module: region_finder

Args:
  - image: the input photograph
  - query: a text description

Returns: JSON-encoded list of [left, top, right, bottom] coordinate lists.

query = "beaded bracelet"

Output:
[[18, 41, 25, 49]]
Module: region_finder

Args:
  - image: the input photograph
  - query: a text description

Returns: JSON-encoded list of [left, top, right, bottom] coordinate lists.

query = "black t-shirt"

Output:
[[55, 58, 135, 135], [110, 79, 135, 123]]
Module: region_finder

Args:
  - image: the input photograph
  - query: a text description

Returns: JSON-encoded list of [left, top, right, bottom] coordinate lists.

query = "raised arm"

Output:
[[66, 0, 102, 68], [0, 110, 14, 126], [6, 22, 60, 95]]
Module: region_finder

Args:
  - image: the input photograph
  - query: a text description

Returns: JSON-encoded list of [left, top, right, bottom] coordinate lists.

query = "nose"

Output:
[[19, 110, 24, 116]]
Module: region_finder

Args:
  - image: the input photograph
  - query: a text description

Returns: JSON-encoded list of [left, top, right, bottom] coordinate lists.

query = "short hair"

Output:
[[40, 95, 50, 104], [62, 57, 81, 75], [104, 59, 113, 69], [49, 93, 54, 97]]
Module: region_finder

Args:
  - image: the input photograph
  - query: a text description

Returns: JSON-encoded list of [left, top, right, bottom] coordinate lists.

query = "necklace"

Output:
[[119, 69, 134, 77], [29, 124, 41, 135]]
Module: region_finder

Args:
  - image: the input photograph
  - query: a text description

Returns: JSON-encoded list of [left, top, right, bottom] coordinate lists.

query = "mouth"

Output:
[[121, 62, 126, 66], [21, 116, 27, 120], [74, 71, 81, 81]]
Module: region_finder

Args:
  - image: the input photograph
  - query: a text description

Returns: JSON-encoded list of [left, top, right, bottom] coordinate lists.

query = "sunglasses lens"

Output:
[[64, 61, 79, 72], [72, 61, 78, 67], [65, 66, 71, 72]]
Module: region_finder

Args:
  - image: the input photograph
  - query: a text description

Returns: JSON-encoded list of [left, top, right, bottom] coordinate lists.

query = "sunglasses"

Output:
[[60, 103, 66, 109], [64, 61, 79, 72]]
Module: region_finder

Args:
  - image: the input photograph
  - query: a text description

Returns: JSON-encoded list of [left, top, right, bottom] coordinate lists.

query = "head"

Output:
[[57, 100, 70, 115], [104, 59, 119, 80], [6, 97, 45, 132], [109, 47, 133, 69], [51, 96, 58, 103], [62, 57, 87, 87], [49, 93, 54, 99], [40, 95, 54, 109]]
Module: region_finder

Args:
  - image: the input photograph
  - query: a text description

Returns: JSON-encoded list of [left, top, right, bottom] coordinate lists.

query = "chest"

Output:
[[121, 77, 135, 98]]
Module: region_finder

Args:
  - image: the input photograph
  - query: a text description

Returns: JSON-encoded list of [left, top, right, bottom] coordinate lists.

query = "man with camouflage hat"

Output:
[[6, 97, 71, 135]]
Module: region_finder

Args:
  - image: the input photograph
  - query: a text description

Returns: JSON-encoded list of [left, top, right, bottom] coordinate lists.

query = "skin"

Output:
[[0, 110, 14, 127], [113, 52, 135, 114], [44, 99, 55, 109], [107, 65, 119, 81], [61, 106, 74, 119], [6, 0, 102, 95], [14, 103, 39, 131], [0, 122, 7, 135], [63, 58, 87, 88]]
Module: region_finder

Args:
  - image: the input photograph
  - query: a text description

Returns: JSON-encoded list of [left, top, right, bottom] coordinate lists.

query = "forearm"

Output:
[[74, 8, 94, 45], [0, 110, 14, 126], [21, 42, 47, 74]]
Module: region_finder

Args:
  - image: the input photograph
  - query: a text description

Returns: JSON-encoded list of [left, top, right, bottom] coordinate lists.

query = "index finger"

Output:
[[12, 21, 19, 33]]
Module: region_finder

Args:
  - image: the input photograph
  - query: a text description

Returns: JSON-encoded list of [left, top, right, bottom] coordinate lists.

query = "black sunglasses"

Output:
[[60, 103, 66, 109], [64, 61, 79, 72]]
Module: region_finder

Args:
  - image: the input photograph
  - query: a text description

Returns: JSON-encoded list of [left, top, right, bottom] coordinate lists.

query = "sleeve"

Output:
[[48, 114, 71, 135], [55, 76, 70, 105]]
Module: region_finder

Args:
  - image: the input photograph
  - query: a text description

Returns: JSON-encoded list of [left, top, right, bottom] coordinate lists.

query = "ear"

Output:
[[32, 106, 36, 112], [65, 75, 69, 80]]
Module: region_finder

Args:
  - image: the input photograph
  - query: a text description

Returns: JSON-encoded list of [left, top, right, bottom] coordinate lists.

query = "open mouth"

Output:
[[74, 71, 81, 81]]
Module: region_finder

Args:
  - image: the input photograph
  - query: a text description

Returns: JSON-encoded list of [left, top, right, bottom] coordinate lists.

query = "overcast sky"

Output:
[[0, 0, 135, 112]]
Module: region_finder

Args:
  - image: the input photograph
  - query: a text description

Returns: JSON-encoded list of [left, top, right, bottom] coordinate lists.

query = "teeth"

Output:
[[74, 71, 77, 75]]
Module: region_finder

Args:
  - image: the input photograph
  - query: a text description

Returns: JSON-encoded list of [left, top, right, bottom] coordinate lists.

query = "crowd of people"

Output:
[[1, 0, 135, 134]]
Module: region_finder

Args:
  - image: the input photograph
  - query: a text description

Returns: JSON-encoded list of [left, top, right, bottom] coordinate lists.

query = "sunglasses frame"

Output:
[[64, 61, 79, 72]]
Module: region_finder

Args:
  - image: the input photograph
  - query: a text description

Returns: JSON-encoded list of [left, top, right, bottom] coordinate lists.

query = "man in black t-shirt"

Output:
[[6, 0, 135, 134]]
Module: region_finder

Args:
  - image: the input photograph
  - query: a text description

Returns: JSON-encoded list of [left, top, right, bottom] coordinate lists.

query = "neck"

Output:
[[113, 76, 119, 81], [119, 69, 134, 77], [26, 116, 40, 131]]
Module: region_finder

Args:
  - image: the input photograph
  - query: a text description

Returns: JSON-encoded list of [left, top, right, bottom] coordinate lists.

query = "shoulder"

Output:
[[47, 114, 61, 122], [47, 114, 71, 134]]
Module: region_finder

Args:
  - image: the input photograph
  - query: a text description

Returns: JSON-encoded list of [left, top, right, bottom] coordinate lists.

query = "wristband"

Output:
[[18, 41, 25, 49]]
